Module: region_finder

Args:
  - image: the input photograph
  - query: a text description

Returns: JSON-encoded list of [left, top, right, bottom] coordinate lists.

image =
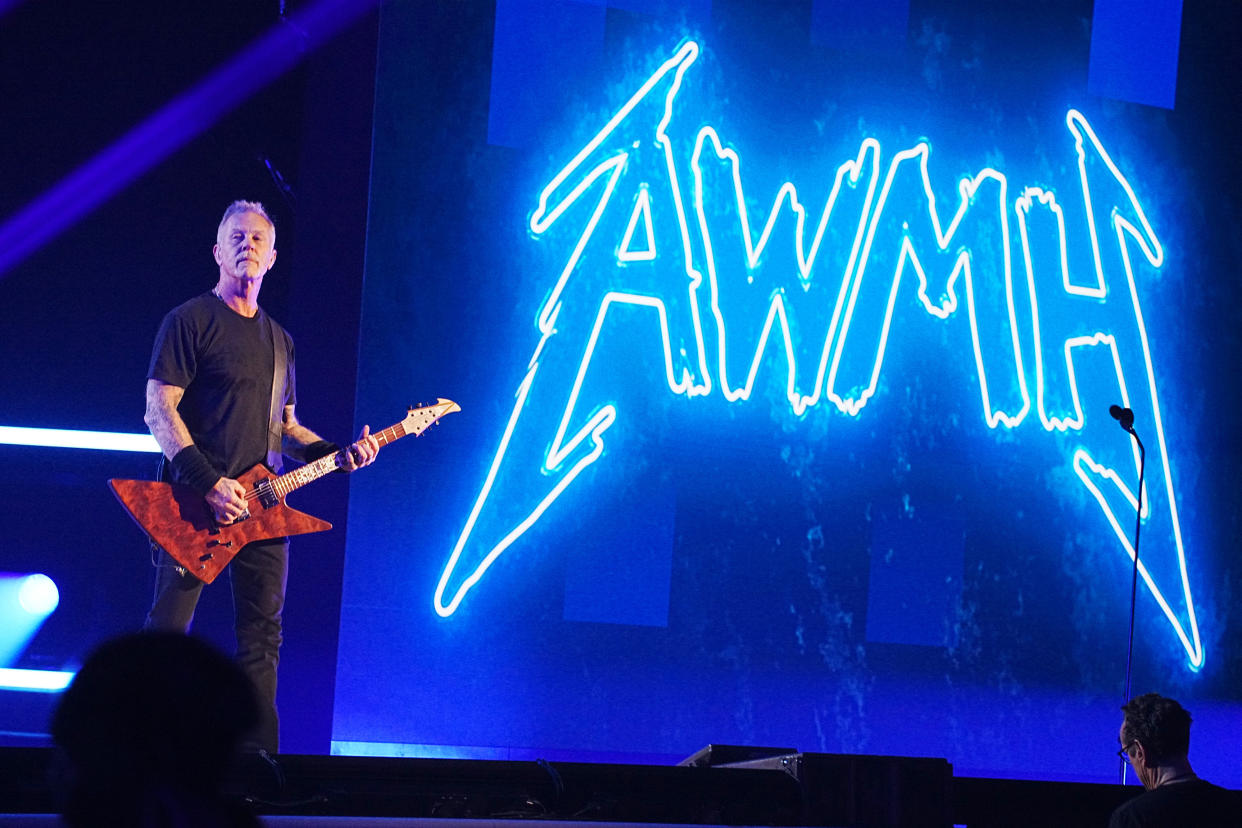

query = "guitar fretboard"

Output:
[[260, 401, 456, 502]]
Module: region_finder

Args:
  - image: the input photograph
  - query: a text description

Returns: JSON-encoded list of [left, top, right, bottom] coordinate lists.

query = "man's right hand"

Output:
[[205, 476, 250, 524]]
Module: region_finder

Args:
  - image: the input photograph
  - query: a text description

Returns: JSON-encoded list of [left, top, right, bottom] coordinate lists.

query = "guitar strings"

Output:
[[236, 420, 417, 503], [228, 413, 432, 508]]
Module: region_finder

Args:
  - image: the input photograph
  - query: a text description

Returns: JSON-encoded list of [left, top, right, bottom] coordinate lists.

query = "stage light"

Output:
[[0, 0, 380, 279], [0, 667, 74, 693], [0, 572, 62, 668], [18, 574, 58, 616], [0, 426, 159, 452]]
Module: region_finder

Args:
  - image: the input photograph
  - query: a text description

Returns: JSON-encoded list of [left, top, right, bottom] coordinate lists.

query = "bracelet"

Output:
[[170, 445, 221, 497]]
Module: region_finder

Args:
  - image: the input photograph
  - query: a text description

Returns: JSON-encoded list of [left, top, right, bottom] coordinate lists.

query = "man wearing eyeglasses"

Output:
[[1110, 693, 1237, 827]]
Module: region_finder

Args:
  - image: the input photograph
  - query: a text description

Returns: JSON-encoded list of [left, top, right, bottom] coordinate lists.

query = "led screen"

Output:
[[335, 0, 1241, 784]]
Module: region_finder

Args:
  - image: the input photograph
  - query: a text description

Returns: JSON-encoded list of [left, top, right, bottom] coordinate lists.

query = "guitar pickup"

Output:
[[255, 480, 279, 509]]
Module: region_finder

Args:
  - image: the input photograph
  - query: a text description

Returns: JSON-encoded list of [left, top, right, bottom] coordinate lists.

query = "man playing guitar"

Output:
[[141, 200, 380, 754]]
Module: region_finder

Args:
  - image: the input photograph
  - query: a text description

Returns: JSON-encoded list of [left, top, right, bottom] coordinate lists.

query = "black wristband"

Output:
[[170, 445, 221, 497], [304, 440, 341, 462]]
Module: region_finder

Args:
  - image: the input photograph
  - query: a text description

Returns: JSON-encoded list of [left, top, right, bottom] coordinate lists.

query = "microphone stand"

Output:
[[1118, 421, 1146, 785]]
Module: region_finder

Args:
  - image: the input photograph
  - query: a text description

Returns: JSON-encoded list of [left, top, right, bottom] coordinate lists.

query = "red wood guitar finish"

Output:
[[109, 399, 459, 584]]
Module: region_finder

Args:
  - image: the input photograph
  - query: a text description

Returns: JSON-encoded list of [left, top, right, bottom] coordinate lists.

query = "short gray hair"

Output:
[[216, 200, 275, 241]]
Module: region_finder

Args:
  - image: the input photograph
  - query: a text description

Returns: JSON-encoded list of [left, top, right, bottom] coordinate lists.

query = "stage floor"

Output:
[[0, 747, 1153, 827]]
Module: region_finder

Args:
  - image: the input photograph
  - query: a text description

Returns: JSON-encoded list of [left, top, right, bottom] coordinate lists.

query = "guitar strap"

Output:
[[266, 313, 287, 473]]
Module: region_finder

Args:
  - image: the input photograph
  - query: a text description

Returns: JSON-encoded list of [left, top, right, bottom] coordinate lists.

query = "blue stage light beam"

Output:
[[0, 573, 61, 667], [0, 426, 159, 452], [0, 0, 380, 280], [0, 667, 74, 693]]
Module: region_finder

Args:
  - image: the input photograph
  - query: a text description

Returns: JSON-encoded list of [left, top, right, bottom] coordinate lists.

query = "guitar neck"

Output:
[[271, 419, 411, 498]]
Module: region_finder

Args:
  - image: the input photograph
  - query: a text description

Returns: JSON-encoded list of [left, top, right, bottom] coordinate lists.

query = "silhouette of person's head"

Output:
[[51, 631, 260, 826]]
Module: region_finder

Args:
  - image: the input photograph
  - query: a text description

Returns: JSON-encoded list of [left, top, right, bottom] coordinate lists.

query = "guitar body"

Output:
[[109, 463, 332, 584], [109, 399, 459, 584]]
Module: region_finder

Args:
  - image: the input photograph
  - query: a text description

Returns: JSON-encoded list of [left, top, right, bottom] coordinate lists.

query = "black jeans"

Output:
[[145, 537, 289, 753]]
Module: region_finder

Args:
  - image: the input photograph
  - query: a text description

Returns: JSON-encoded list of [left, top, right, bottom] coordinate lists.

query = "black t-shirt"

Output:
[[1109, 778, 1240, 827], [148, 293, 295, 479]]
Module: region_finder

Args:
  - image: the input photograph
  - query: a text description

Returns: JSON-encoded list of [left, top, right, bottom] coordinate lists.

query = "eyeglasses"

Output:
[[1117, 741, 1137, 763]]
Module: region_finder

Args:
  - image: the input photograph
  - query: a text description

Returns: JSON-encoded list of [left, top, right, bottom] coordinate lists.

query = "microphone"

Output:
[[1109, 404, 1134, 431]]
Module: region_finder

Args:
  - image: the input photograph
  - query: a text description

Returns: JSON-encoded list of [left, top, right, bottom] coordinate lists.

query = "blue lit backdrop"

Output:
[[335, 0, 1240, 784]]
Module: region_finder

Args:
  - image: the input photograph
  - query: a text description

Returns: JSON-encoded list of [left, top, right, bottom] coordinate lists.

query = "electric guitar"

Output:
[[109, 398, 459, 584]]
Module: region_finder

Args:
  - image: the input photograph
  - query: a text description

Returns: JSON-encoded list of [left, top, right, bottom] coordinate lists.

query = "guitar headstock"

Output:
[[403, 398, 461, 436]]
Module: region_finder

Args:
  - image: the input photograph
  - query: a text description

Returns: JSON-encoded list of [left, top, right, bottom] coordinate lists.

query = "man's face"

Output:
[[214, 211, 276, 286]]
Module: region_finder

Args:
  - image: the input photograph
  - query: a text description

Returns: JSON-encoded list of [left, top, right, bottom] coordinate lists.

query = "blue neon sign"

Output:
[[433, 40, 1202, 671]]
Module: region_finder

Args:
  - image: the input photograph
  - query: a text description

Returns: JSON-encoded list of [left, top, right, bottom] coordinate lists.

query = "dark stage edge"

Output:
[[0, 747, 1155, 827]]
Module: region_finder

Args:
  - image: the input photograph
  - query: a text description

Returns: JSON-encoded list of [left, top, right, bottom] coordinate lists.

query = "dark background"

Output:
[[0, 0, 380, 754]]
